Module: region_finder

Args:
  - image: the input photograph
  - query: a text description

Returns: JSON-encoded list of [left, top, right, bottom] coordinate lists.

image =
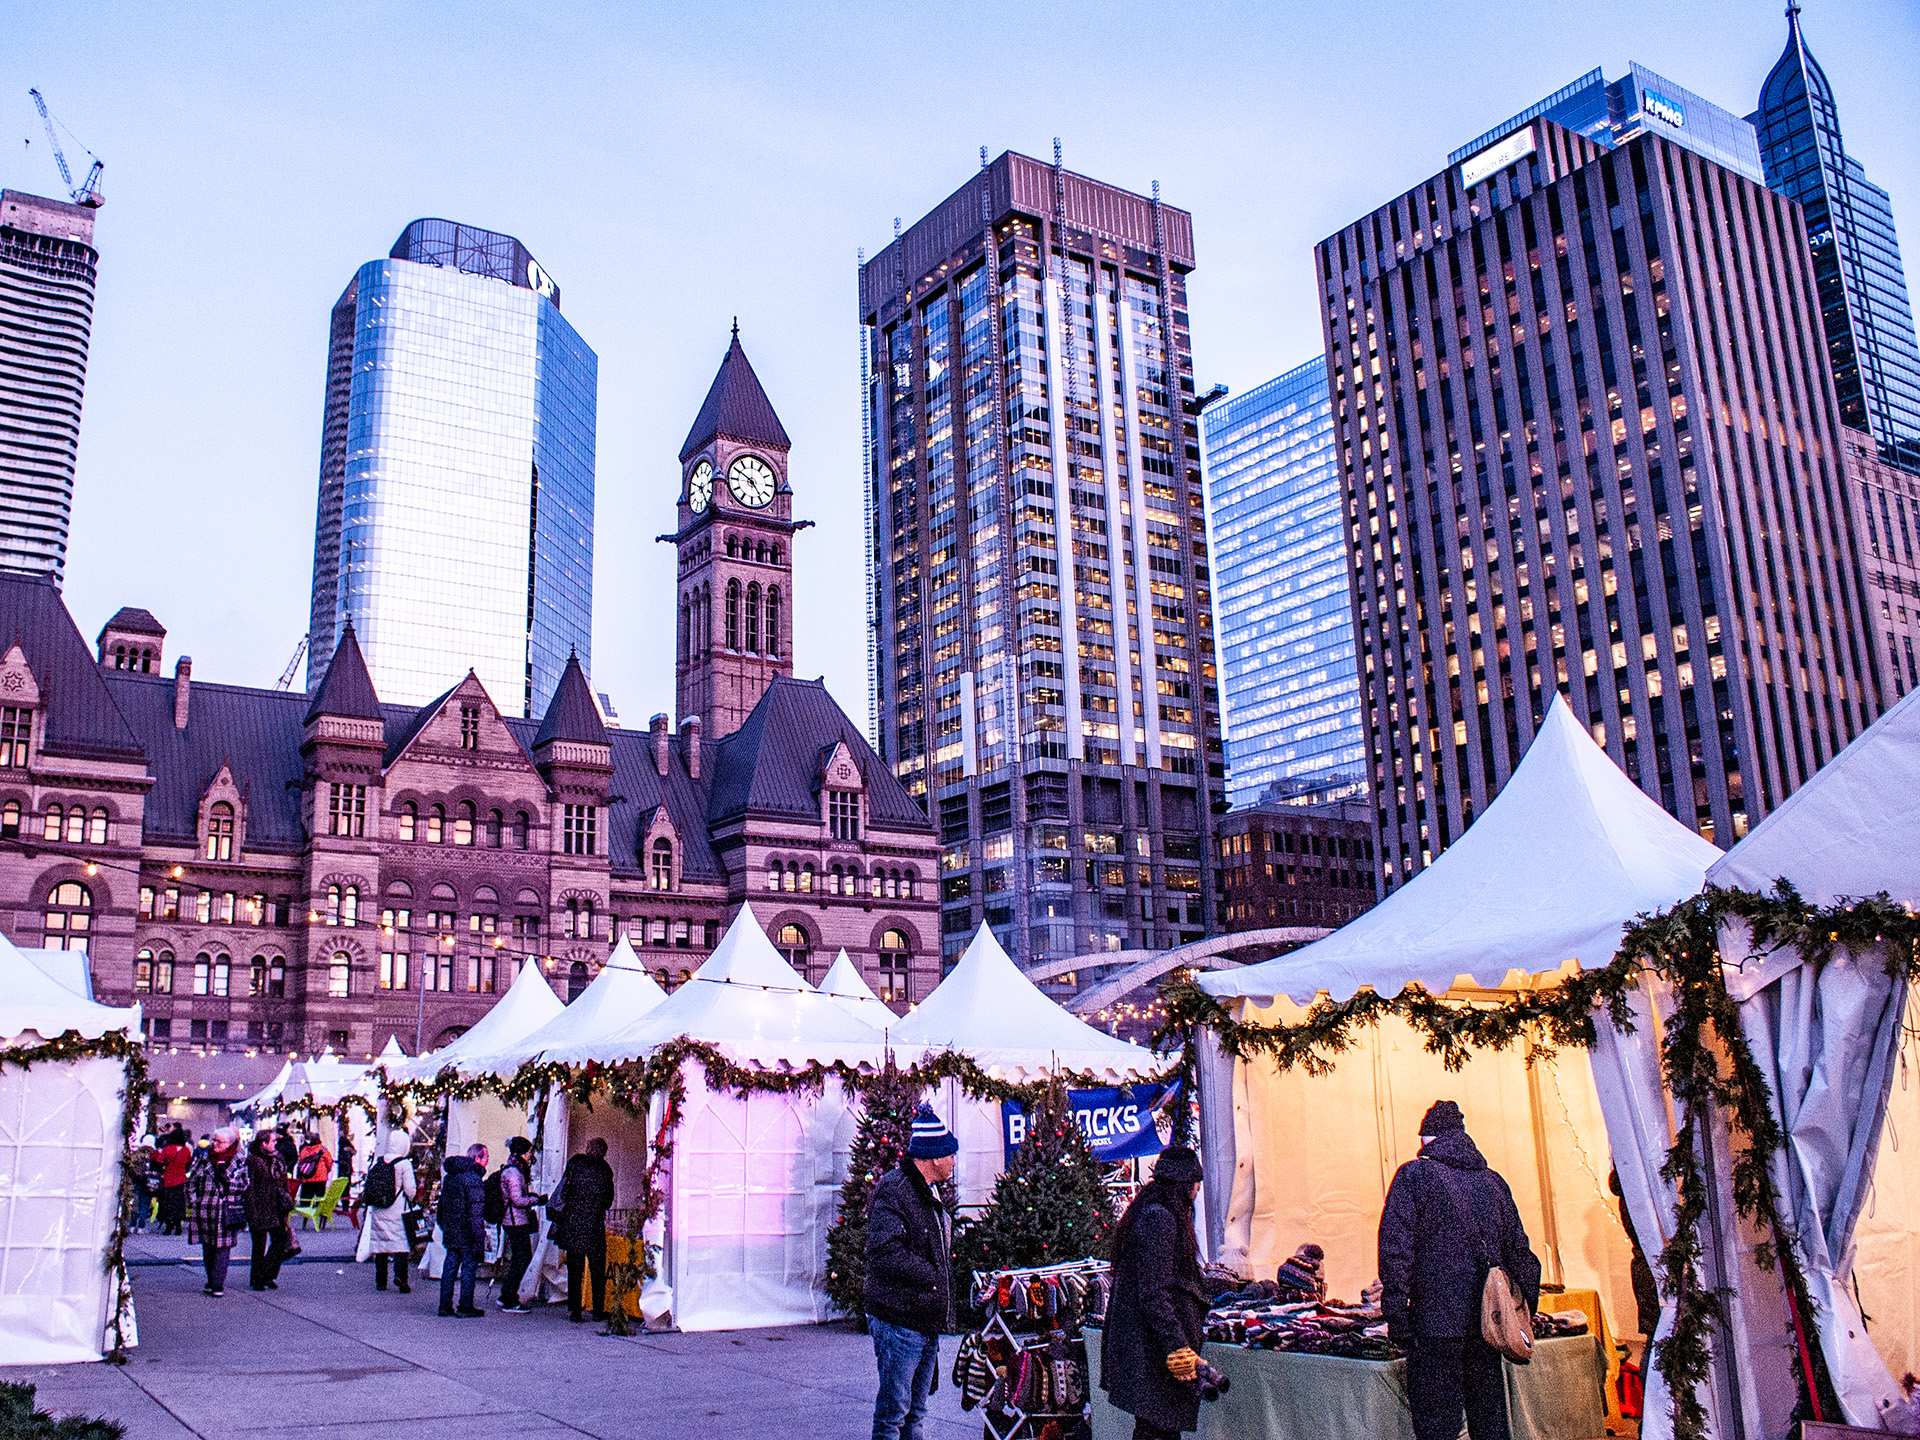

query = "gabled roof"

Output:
[[99, 606, 165, 638], [707, 677, 931, 833], [304, 625, 383, 723], [0, 574, 143, 762], [1200, 695, 1722, 1004], [409, 960, 564, 1082], [535, 651, 608, 748], [819, 949, 902, 1030], [381, 681, 460, 766], [679, 329, 791, 461]]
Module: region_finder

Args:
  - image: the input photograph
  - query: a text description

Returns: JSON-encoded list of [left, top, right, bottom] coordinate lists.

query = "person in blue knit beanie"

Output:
[[865, 1104, 958, 1440]]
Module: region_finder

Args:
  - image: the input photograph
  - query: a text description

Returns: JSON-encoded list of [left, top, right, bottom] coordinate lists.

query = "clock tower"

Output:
[[664, 324, 810, 739]]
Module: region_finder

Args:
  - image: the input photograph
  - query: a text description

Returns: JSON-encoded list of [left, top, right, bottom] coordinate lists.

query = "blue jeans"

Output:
[[870, 1317, 939, 1440], [439, 1246, 479, 1312]]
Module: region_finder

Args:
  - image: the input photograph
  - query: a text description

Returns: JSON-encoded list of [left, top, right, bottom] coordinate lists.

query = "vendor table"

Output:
[[1085, 1329, 1605, 1440]]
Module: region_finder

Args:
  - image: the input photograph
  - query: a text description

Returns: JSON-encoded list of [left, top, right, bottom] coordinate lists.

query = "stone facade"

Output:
[[0, 344, 939, 1058], [1216, 799, 1377, 934]]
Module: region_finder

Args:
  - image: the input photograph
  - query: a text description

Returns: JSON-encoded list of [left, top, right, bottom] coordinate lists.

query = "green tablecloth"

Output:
[[1084, 1330, 1606, 1440]]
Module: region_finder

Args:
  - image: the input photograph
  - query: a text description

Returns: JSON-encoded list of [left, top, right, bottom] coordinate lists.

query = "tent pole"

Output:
[[1524, 1027, 1566, 1288]]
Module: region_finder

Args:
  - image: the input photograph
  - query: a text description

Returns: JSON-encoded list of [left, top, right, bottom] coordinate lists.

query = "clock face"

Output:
[[727, 455, 777, 508], [687, 460, 713, 513]]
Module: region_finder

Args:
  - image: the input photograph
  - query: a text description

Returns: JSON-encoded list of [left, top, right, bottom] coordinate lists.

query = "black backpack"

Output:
[[362, 1158, 398, 1211], [482, 1168, 507, 1225]]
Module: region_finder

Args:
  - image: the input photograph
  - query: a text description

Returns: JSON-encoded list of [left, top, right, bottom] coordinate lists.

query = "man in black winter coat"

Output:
[[552, 1138, 617, 1322], [436, 1144, 489, 1318], [1378, 1100, 1542, 1440], [864, 1104, 956, 1440]]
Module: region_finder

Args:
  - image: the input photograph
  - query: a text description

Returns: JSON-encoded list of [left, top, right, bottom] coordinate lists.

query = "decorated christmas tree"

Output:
[[953, 1078, 1115, 1279], [825, 1063, 926, 1321]]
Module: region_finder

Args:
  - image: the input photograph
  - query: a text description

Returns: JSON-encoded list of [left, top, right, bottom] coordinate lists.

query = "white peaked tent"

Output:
[[233, 1058, 293, 1117], [1196, 696, 1726, 1440], [1706, 685, 1920, 1434], [275, 1051, 375, 1176], [818, 949, 903, 1033], [427, 962, 565, 1165], [894, 923, 1158, 1209], [0, 933, 140, 1364], [568, 906, 886, 1330]]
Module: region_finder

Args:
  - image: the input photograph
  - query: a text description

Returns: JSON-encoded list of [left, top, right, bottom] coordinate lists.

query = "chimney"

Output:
[[173, 656, 192, 730], [650, 712, 670, 776], [679, 715, 702, 779]]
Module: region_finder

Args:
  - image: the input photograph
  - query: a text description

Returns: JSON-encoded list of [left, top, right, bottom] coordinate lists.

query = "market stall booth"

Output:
[[1705, 684, 1920, 1434], [1194, 697, 1723, 1440], [545, 906, 888, 1331], [0, 933, 141, 1364], [270, 1051, 375, 1177], [231, 1057, 292, 1120], [414, 959, 564, 1163], [458, 935, 669, 1307], [891, 924, 1160, 1210]]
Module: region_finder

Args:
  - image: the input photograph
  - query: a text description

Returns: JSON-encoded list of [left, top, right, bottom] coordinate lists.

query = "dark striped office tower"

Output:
[[1318, 119, 1892, 888], [860, 151, 1225, 968], [0, 191, 99, 585]]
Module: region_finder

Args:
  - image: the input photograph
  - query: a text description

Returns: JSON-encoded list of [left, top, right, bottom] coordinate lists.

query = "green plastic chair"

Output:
[[293, 1176, 349, 1230]]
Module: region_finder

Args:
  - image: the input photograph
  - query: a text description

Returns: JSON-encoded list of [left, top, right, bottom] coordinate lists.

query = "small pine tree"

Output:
[[953, 1078, 1115, 1281], [826, 1064, 926, 1321]]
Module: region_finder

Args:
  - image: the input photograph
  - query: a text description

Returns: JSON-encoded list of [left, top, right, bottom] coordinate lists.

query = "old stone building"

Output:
[[0, 337, 939, 1057]]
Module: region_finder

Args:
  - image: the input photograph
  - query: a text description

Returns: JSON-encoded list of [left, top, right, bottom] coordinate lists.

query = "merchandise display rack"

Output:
[[959, 1259, 1110, 1440]]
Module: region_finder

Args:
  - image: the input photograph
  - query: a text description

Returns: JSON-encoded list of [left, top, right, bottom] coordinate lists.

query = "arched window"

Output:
[[514, 811, 531, 850], [192, 954, 210, 995], [766, 861, 782, 892], [567, 961, 590, 1003], [41, 803, 61, 841], [651, 838, 674, 891], [427, 805, 445, 844], [487, 809, 504, 848], [725, 581, 741, 648], [398, 802, 417, 842], [883, 871, 897, 899], [249, 955, 267, 995], [329, 953, 351, 998], [745, 582, 761, 652], [43, 881, 91, 951], [679, 601, 689, 660], [776, 923, 811, 976], [799, 864, 814, 894], [782, 864, 797, 893], [205, 802, 233, 860], [766, 587, 781, 656], [342, 885, 359, 927], [135, 947, 174, 994], [827, 867, 841, 896], [89, 807, 110, 845], [454, 802, 475, 847], [878, 931, 912, 1005], [0, 800, 19, 837], [65, 807, 85, 843], [211, 954, 231, 997], [901, 871, 916, 899], [726, 535, 738, 559]]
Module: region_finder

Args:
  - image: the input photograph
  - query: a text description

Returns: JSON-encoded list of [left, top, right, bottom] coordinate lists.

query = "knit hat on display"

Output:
[[1420, 1100, 1465, 1137], [1275, 1242, 1327, 1300], [906, 1104, 959, 1159], [1152, 1146, 1203, 1186]]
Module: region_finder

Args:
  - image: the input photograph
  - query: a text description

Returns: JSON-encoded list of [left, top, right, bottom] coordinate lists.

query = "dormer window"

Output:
[[650, 838, 674, 891], [459, 704, 481, 750], [205, 802, 235, 861], [0, 706, 31, 768], [828, 790, 861, 842]]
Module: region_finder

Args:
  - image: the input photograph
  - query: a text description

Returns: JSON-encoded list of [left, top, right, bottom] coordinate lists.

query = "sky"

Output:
[[7, 0, 1917, 726]]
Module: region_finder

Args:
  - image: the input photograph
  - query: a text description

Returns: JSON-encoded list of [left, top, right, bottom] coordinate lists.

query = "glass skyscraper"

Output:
[[306, 219, 597, 716], [860, 151, 1224, 969], [1750, 3, 1920, 472], [1451, 62, 1764, 186], [0, 190, 99, 585], [1200, 360, 1365, 808]]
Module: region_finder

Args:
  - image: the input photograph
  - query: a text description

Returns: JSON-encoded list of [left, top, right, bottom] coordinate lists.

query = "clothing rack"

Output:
[[957, 1259, 1108, 1440]]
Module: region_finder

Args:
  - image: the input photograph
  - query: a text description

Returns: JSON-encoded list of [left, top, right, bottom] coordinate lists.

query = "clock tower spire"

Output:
[[662, 325, 809, 739]]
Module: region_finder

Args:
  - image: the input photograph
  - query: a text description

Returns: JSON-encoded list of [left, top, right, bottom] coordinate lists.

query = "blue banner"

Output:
[[1001, 1082, 1180, 1164]]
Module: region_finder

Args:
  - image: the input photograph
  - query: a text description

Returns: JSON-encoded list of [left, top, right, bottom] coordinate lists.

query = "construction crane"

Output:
[[276, 635, 309, 691], [26, 89, 104, 208]]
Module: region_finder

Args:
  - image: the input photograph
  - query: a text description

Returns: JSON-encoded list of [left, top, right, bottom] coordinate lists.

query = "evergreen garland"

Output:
[[953, 1077, 1115, 1284], [824, 1062, 926, 1321]]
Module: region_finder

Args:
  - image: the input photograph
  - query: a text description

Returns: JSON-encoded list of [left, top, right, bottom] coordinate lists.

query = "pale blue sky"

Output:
[[7, 0, 1915, 724]]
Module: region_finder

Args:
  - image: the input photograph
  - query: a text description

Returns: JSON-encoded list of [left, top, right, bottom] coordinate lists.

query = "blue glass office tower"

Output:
[[307, 219, 597, 716], [1751, 4, 1920, 471], [1200, 360, 1366, 808], [1451, 62, 1764, 185]]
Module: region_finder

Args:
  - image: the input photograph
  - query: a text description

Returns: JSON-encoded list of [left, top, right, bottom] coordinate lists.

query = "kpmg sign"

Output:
[[1643, 89, 1687, 130], [1459, 128, 1537, 189]]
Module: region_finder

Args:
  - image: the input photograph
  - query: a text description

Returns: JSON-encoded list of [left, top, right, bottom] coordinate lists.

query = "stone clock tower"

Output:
[[663, 325, 811, 739]]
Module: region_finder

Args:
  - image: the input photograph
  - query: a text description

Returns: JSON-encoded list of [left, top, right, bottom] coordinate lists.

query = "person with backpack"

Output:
[[243, 1129, 295, 1291], [491, 1137, 544, 1312], [294, 1133, 333, 1201], [1378, 1099, 1543, 1440], [356, 1130, 417, 1293], [437, 1143, 488, 1318]]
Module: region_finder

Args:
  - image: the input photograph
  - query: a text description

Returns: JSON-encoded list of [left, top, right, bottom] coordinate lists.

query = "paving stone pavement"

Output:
[[6, 1227, 976, 1440]]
